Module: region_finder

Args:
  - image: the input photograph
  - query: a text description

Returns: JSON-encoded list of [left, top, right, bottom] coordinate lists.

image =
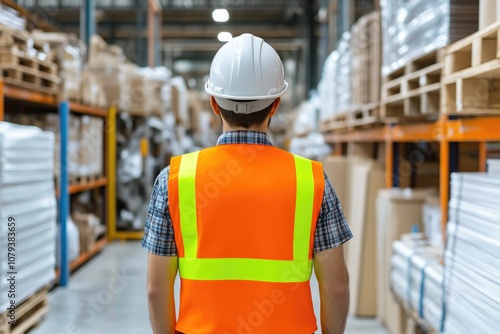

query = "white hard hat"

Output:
[[205, 33, 288, 114]]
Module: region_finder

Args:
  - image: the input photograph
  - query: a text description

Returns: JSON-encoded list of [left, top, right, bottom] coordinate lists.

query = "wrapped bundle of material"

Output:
[[487, 159, 500, 175], [77, 116, 104, 177], [351, 11, 381, 105], [380, 0, 479, 76], [391, 237, 443, 333], [335, 32, 352, 113], [31, 31, 85, 102], [423, 196, 443, 252], [0, 4, 25, 31], [0, 122, 56, 309], [318, 51, 338, 121], [443, 173, 500, 334]]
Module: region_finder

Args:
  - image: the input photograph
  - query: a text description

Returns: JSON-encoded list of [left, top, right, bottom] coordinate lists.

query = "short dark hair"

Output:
[[218, 101, 274, 129]]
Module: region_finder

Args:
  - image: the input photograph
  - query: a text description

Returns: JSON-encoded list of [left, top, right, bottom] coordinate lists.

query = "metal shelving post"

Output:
[[59, 101, 70, 287]]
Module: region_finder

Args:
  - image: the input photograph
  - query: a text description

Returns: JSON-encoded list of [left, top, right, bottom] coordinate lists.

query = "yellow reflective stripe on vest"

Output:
[[292, 154, 315, 261], [177, 152, 315, 282], [179, 258, 313, 282], [178, 151, 200, 258]]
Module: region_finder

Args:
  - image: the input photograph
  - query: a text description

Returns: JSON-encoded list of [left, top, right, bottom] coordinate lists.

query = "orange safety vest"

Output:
[[169, 144, 325, 334]]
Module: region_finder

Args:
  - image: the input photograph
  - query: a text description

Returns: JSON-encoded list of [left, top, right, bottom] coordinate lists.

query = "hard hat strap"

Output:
[[214, 97, 276, 114]]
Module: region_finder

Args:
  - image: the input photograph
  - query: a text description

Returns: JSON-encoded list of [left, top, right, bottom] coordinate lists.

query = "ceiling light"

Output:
[[212, 9, 229, 22], [218, 32, 232, 42]]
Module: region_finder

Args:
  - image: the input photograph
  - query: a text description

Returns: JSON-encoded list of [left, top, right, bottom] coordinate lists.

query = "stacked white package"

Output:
[[443, 173, 500, 334], [487, 159, 500, 175], [335, 32, 352, 114], [318, 51, 338, 122], [0, 122, 56, 310], [380, 0, 479, 76], [391, 237, 443, 332]]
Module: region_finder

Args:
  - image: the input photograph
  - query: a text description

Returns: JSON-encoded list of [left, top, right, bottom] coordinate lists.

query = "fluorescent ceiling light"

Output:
[[218, 32, 233, 42], [212, 9, 229, 22]]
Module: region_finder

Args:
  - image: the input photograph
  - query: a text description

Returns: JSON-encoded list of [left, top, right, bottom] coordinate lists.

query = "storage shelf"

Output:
[[69, 102, 108, 117], [69, 177, 107, 195], [324, 127, 387, 143], [325, 116, 500, 143], [55, 238, 107, 282], [3, 84, 57, 106], [114, 231, 144, 240], [69, 238, 107, 272]]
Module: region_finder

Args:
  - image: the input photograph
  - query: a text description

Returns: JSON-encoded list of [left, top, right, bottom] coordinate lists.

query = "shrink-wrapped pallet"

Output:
[[0, 122, 56, 309], [380, 0, 479, 76]]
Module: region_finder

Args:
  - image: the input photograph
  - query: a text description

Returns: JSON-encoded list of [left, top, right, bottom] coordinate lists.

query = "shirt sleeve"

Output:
[[141, 166, 178, 256], [314, 172, 353, 253]]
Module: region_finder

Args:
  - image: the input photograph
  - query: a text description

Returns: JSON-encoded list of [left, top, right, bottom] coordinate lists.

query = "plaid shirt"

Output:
[[142, 131, 352, 256]]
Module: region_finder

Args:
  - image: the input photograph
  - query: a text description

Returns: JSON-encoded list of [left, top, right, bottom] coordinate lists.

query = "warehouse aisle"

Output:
[[31, 243, 387, 334]]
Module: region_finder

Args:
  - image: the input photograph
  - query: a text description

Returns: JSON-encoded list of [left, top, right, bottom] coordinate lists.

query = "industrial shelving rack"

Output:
[[0, 81, 117, 287], [324, 114, 500, 238]]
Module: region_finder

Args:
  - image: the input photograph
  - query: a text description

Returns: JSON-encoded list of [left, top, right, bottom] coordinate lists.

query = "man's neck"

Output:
[[222, 125, 268, 133]]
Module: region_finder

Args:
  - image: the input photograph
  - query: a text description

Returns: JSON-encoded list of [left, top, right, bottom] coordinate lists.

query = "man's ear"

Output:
[[268, 98, 281, 117], [210, 96, 221, 116]]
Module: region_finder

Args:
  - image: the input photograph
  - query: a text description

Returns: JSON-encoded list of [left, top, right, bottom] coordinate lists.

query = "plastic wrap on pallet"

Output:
[[335, 32, 352, 113], [443, 173, 500, 334], [0, 122, 56, 309], [0, 5, 25, 31], [423, 197, 443, 252], [391, 237, 444, 332], [380, 0, 479, 76], [318, 50, 338, 121], [351, 11, 381, 105]]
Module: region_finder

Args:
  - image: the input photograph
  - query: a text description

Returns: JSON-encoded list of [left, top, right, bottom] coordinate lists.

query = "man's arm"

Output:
[[314, 245, 350, 334], [147, 253, 178, 334]]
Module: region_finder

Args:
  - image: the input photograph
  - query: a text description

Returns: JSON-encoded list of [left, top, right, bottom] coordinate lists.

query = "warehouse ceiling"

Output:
[[16, 0, 376, 95]]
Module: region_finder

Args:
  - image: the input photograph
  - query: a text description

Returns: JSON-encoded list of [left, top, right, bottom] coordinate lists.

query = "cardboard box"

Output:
[[376, 188, 437, 334], [346, 159, 385, 317], [72, 212, 101, 253]]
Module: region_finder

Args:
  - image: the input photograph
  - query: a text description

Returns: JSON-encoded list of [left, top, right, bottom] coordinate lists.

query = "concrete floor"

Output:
[[31, 242, 388, 334]]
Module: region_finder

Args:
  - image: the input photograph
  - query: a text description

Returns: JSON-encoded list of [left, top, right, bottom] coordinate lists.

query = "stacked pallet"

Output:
[[379, 0, 479, 122], [0, 122, 55, 333], [0, 25, 60, 95], [380, 0, 479, 77], [320, 11, 382, 132], [442, 22, 500, 115], [350, 12, 381, 126], [443, 172, 500, 333], [380, 50, 444, 121], [85, 35, 171, 115], [68, 114, 104, 185], [31, 31, 85, 103]]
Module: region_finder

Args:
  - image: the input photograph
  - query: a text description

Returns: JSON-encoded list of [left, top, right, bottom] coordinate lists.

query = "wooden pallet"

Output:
[[70, 173, 103, 186], [380, 50, 444, 121], [442, 21, 500, 115], [321, 103, 381, 132], [0, 286, 49, 334], [0, 25, 49, 58], [0, 48, 57, 75]]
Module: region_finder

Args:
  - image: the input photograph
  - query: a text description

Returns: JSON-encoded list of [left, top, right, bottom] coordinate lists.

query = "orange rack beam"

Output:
[[69, 102, 108, 118], [69, 177, 107, 195], [3, 84, 57, 106]]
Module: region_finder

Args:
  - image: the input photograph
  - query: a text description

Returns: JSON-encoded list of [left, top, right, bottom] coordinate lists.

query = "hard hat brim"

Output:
[[204, 81, 288, 101]]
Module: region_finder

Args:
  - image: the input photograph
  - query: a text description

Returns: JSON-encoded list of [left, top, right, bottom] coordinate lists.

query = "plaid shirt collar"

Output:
[[216, 131, 273, 146]]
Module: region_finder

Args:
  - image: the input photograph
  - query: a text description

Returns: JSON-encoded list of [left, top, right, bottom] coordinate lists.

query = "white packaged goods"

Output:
[[0, 5, 25, 31], [443, 173, 500, 334], [0, 122, 56, 309], [391, 237, 443, 332], [380, 0, 479, 76], [317, 32, 351, 120], [487, 159, 500, 174], [423, 196, 443, 252]]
